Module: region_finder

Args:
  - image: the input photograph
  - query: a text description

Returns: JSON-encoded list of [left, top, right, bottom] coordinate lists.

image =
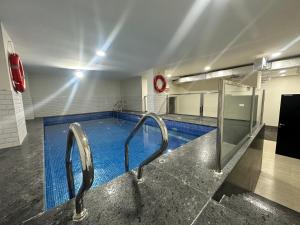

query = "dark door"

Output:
[[168, 97, 176, 114], [276, 94, 300, 159]]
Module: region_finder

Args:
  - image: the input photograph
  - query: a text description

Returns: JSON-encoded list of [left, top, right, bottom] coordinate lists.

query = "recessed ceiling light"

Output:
[[167, 74, 172, 78], [204, 66, 211, 71], [75, 70, 84, 78], [279, 70, 286, 74], [280, 74, 286, 77], [271, 52, 282, 58], [96, 50, 106, 57]]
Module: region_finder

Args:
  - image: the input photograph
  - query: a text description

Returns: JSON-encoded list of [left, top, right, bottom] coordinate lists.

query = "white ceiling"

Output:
[[1, 0, 300, 78]]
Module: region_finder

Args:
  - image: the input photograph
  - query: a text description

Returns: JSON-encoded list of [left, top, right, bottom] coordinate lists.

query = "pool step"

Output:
[[193, 200, 249, 225], [220, 193, 300, 225]]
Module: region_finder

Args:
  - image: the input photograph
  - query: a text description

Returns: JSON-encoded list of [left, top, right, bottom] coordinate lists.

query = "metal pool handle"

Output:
[[65, 123, 94, 221], [125, 113, 168, 179]]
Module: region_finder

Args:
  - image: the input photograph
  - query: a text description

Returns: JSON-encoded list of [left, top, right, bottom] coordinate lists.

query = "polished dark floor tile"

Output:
[[0, 119, 44, 225], [24, 165, 209, 225]]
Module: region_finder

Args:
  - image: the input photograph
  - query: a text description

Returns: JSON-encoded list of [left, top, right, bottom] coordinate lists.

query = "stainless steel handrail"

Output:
[[260, 90, 265, 125], [65, 123, 94, 221], [249, 87, 256, 136], [125, 113, 168, 179], [216, 80, 225, 172], [113, 100, 126, 112]]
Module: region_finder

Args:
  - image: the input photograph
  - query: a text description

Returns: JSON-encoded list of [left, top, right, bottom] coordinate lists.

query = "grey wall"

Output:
[[226, 126, 264, 192]]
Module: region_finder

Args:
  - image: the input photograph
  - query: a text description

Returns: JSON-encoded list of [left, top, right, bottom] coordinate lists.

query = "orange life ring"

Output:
[[9, 53, 26, 92], [153, 75, 167, 93]]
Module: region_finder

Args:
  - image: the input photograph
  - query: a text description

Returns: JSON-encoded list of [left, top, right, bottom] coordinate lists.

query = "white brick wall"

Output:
[[0, 24, 27, 149], [32, 95, 121, 117], [120, 77, 143, 112], [122, 96, 143, 112], [0, 90, 27, 149], [147, 94, 167, 115], [12, 90, 27, 143], [28, 74, 121, 117], [22, 76, 35, 120], [143, 69, 167, 115]]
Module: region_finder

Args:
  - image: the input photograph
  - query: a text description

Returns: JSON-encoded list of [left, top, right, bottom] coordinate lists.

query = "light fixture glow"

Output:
[[204, 66, 211, 71], [279, 70, 286, 74], [75, 70, 84, 78], [271, 52, 282, 58], [96, 50, 106, 57], [280, 74, 286, 77], [167, 74, 172, 78]]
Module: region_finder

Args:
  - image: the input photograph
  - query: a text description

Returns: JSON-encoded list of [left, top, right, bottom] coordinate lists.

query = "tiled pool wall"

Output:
[[43, 111, 113, 126], [43, 111, 216, 136], [114, 112, 215, 136]]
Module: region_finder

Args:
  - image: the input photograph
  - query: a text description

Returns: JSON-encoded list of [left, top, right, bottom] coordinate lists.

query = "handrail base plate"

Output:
[[73, 208, 88, 222]]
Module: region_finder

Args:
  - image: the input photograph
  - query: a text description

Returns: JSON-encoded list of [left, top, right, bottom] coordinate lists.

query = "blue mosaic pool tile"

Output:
[[44, 112, 216, 210], [44, 117, 205, 209], [44, 111, 216, 136]]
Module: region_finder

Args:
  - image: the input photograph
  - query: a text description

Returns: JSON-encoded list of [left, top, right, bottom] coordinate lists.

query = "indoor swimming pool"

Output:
[[44, 112, 215, 209]]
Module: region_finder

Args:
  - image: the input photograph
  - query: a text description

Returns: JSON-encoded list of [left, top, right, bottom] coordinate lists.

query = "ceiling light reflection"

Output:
[[204, 66, 211, 71], [85, 0, 134, 69], [271, 52, 282, 58], [75, 70, 84, 78], [279, 70, 286, 74], [96, 50, 106, 57]]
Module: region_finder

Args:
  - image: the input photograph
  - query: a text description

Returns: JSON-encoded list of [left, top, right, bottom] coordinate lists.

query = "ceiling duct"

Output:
[[270, 56, 300, 70], [174, 65, 253, 84], [174, 55, 300, 84]]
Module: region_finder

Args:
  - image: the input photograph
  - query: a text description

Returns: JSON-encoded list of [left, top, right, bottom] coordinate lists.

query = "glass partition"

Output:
[[165, 80, 264, 171], [216, 80, 266, 171], [220, 81, 253, 167], [167, 92, 218, 117]]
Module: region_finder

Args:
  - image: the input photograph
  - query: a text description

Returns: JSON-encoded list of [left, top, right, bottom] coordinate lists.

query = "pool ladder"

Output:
[[65, 123, 94, 221], [125, 113, 169, 179], [64, 113, 167, 221]]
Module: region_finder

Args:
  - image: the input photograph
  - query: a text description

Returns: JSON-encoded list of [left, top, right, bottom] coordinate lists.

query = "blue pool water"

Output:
[[44, 115, 214, 209]]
